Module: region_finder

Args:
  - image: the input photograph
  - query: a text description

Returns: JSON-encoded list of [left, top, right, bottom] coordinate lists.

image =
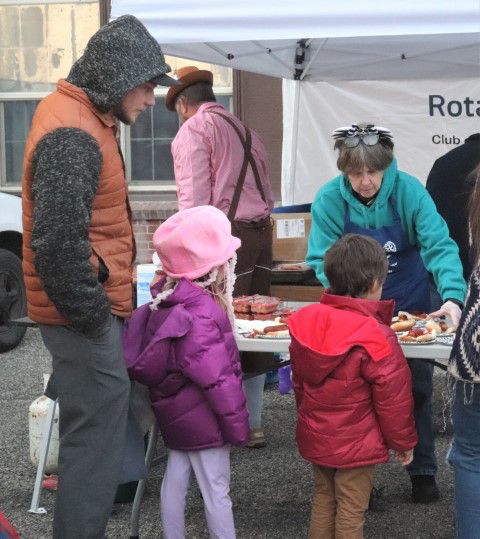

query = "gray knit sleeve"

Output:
[[31, 127, 111, 335]]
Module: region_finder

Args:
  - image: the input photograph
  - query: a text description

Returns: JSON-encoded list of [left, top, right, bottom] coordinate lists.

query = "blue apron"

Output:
[[343, 196, 430, 313]]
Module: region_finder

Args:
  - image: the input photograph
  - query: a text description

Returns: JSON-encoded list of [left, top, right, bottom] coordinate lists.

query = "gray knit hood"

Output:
[[67, 15, 177, 112]]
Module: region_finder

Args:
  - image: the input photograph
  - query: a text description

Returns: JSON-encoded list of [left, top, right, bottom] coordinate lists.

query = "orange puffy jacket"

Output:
[[22, 80, 134, 325]]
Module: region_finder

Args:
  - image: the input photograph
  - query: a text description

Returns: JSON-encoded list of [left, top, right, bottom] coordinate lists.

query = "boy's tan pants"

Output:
[[309, 464, 375, 539]]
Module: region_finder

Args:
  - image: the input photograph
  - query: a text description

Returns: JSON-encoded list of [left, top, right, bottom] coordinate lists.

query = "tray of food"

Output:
[[254, 323, 290, 338], [235, 319, 290, 339], [234, 295, 296, 339], [233, 294, 297, 323], [398, 327, 437, 344], [271, 262, 315, 284], [390, 311, 455, 344]]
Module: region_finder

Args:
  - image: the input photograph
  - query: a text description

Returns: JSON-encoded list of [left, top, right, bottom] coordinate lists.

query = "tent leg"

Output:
[[281, 79, 301, 205], [129, 422, 159, 538]]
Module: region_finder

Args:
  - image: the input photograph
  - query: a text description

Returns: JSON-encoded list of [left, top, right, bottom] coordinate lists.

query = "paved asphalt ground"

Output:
[[1, 328, 455, 538]]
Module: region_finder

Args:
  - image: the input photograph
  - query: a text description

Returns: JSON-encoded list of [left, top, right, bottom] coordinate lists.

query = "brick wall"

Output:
[[131, 201, 178, 264]]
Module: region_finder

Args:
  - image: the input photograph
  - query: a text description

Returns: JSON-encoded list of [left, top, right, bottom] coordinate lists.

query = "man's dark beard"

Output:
[[112, 104, 132, 125]]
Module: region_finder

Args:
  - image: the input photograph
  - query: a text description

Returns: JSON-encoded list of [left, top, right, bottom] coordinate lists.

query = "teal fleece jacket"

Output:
[[306, 159, 466, 305]]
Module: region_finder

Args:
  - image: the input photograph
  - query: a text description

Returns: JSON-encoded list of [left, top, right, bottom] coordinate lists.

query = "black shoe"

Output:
[[411, 475, 440, 503]]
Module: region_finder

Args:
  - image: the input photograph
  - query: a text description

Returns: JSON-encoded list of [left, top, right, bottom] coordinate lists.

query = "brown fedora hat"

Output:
[[165, 66, 213, 111]]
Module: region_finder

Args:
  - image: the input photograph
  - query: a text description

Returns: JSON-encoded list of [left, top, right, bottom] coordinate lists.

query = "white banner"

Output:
[[282, 78, 480, 205]]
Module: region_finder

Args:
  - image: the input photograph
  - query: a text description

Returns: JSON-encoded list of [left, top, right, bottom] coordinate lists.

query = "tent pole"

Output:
[[300, 39, 325, 81], [281, 79, 301, 205]]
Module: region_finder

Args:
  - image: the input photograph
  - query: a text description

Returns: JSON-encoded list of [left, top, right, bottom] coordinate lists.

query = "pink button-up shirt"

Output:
[[171, 102, 274, 222]]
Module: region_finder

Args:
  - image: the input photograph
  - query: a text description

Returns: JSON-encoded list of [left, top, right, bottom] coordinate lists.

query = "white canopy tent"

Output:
[[111, 1, 479, 81], [111, 0, 480, 203]]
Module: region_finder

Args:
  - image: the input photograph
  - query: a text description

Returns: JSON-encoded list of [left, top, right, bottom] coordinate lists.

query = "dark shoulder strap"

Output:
[[209, 111, 267, 220], [228, 127, 252, 222]]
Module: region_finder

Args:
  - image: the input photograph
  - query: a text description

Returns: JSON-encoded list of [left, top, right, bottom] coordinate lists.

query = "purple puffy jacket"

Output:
[[123, 278, 249, 451]]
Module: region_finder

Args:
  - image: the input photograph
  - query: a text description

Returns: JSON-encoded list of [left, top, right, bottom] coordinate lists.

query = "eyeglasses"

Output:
[[332, 124, 392, 148], [344, 133, 379, 148]]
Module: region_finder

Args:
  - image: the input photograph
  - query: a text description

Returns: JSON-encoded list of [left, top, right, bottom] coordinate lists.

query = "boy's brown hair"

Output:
[[324, 234, 388, 297]]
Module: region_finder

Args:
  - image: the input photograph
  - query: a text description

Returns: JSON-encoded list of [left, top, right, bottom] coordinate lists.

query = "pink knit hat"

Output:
[[153, 206, 241, 280]]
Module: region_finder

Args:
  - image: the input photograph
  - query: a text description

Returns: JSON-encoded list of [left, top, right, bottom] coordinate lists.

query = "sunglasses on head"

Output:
[[343, 132, 380, 148], [332, 124, 392, 148]]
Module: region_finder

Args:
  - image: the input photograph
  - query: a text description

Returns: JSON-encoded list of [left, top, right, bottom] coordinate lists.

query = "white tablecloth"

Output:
[[235, 304, 452, 367], [236, 335, 451, 365]]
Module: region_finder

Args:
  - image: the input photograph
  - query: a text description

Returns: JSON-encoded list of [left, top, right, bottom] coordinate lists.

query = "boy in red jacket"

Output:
[[288, 234, 417, 538]]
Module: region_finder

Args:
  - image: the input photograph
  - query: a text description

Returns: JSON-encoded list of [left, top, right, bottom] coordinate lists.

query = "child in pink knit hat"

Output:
[[123, 205, 248, 539]]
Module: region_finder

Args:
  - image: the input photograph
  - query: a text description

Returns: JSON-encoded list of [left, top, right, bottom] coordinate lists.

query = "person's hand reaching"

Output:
[[429, 300, 462, 329]]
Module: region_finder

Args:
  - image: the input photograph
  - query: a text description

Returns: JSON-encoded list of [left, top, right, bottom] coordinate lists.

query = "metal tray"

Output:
[[271, 263, 315, 284]]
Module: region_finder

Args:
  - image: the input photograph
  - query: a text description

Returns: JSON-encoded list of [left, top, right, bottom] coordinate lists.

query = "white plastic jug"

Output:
[[136, 264, 156, 307], [28, 374, 59, 474]]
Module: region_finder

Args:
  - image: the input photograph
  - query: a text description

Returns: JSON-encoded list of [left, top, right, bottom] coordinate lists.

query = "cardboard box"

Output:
[[270, 212, 323, 302], [272, 212, 311, 262]]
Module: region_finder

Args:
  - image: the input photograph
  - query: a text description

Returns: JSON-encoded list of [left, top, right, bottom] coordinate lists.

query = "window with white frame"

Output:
[[1, 98, 40, 186], [123, 89, 233, 187], [0, 0, 100, 190], [0, 2, 233, 191], [0, 89, 233, 191], [0, 89, 233, 190]]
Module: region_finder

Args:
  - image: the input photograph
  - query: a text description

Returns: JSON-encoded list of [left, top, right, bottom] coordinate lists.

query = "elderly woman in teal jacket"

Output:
[[306, 123, 466, 504]]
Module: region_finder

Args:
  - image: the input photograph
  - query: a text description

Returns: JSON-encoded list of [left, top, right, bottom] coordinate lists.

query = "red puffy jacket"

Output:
[[288, 292, 417, 469]]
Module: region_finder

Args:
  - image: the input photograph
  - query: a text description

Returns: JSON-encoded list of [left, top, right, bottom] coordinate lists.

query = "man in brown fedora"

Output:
[[166, 65, 275, 448]]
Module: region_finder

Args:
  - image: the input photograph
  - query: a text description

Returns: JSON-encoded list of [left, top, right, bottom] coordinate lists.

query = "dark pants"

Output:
[[232, 218, 273, 429], [39, 315, 130, 539], [406, 358, 437, 476], [232, 218, 274, 374], [405, 280, 442, 477], [449, 382, 480, 538], [232, 217, 272, 297]]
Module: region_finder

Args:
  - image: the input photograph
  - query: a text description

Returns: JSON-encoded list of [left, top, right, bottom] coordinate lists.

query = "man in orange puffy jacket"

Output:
[[21, 16, 178, 539], [288, 234, 417, 538]]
